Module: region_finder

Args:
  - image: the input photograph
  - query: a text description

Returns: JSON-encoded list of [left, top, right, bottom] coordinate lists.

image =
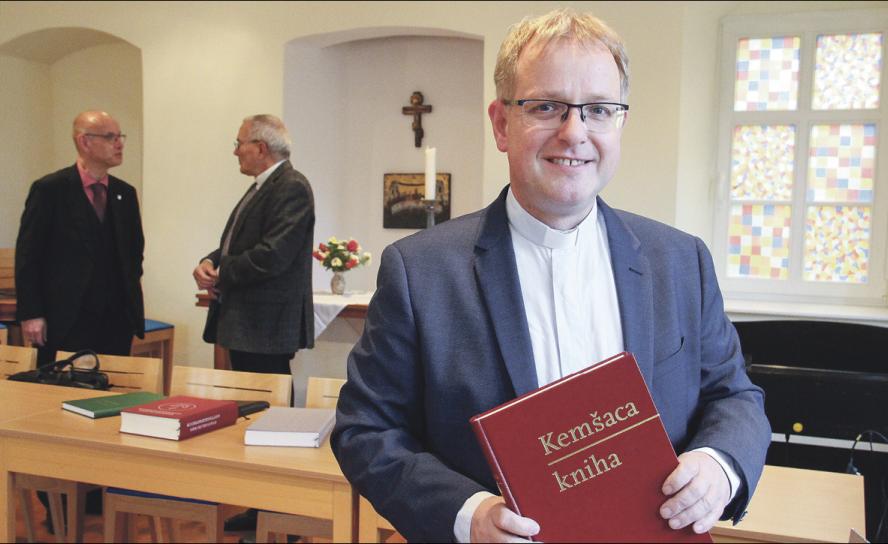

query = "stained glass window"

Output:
[[731, 125, 795, 200], [804, 206, 870, 283], [807, 124, 876, 203], [812, 33, 882, 110], [727, 204, 792, 279], [734, 36, 800, 111]]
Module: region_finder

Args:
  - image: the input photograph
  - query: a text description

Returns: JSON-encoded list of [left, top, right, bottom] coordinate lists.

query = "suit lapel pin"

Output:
[[117, 194, 122, 200]]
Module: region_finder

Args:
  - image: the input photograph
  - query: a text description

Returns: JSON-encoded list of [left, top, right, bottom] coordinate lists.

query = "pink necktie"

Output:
[[90, 183, 107, 222]]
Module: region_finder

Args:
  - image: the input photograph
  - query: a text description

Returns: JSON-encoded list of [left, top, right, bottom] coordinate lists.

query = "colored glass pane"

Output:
[[804, 205, 870, 283], [727, 204, 792, 279], [807, 124, 876, 203], [813, 33, 882, 110], [734, 36, 800, 111], [730, 125, 795, 201]]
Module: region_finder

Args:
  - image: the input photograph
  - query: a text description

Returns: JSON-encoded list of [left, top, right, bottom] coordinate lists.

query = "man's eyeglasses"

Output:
[[503, 99, 629, 132], [85, 132, 127, 143], [233, 139, 261, 151]]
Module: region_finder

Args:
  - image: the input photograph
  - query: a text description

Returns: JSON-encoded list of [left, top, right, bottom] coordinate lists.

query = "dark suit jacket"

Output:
[[15, 164, 145, 343], [202, 161, 315, 354], [332, 187, 771, 542]]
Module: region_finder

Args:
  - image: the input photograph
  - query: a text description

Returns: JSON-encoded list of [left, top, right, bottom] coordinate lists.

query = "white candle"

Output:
[[424, 146, 436, 200]]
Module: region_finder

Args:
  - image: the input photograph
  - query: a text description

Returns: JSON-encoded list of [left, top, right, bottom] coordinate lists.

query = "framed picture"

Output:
[[383, 172, 451, 229]]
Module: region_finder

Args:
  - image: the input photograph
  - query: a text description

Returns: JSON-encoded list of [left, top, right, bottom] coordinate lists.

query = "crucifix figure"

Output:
[[402, 91, 432, 148]]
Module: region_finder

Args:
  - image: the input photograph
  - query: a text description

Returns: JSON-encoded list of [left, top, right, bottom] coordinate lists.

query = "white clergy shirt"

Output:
[[453, 189, 739, 542]]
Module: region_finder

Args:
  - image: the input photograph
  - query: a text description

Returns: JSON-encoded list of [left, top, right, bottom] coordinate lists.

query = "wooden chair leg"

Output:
[[166, 517, 178, 543], [46, 491, 66, 543], [65, 483, 86, 543], [17, 488, 37, 543], [256, 513, 271, 543], [206, 509, 224, 543], [103, 492, 127, 544]]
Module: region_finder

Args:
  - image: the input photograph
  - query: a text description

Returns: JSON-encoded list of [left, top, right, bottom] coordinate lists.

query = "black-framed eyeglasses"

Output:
[[503, 99, 629, 132], [85, 132, 126, 143], [233, 139, 262, 151]]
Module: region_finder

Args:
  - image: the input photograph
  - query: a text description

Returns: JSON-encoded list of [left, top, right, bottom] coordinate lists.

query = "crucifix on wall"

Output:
[[402, 91, 432, 147]]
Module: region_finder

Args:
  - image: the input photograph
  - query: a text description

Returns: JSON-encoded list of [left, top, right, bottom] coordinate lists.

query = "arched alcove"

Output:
[[283, 27, 485, 294], [0, 27, 142, 246]]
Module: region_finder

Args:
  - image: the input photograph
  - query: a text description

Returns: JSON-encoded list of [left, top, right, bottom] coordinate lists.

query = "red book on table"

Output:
[[120, 395, 238, 440], [470, 351, 713, 543]]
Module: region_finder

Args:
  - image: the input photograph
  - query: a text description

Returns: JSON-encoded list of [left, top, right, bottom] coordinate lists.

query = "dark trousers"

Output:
[[228, 349, 294, 375], [37, 306, 133, 367]]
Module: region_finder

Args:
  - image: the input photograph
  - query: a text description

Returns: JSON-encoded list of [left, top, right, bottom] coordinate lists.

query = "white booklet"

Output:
[[244, 407, 335, 447]]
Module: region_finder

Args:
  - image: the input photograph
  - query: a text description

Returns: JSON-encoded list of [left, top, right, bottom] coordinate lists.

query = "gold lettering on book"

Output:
[[552, 451, 623, 492], [538, 401, 640, 455]]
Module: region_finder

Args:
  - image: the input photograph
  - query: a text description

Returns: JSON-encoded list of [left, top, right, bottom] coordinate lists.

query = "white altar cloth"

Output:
[[313, 291, 374, 339]]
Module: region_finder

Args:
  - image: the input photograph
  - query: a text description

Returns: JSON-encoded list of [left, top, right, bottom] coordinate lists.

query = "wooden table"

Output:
[[351, 463, 865, 543], [711, 464, 865, 543], [0, 383, 354, 542]]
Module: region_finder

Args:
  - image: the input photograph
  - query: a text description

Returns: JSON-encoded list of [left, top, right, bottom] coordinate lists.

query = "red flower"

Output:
[[319, 243, 328, 252], [345, 259, 357, 269], [312, 251, 323, 261], [347, 240, 358, 252]]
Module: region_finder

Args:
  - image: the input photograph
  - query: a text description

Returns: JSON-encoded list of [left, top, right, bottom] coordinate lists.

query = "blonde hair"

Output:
[[494, 8, 629, 101]]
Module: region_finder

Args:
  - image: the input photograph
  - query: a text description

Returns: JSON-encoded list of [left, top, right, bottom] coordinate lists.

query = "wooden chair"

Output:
[[15, 352, 162, 543], [104, 365, 293, 543], [0, 247, 14, 291], [130, 319, 175, 394], [255, 377, 398, 543], [0, 344, 36, 378]]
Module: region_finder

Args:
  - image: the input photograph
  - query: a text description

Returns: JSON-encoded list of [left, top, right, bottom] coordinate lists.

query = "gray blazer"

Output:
[[202, 161, 315, 354], [332, 186, 771, 542]]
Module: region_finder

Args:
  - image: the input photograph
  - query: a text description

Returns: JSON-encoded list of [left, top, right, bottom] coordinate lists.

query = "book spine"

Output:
[[470, 417, 522, 517], [179, 403, 238, 439]]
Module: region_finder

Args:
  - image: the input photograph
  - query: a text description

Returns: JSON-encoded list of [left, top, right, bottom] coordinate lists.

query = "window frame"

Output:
[[713, 10, 888, 307]]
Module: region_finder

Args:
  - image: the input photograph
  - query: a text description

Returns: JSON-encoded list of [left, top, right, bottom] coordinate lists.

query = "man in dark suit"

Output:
[[15, 110, 145, 528], [16, 110, 145, 366], [194, 114, 314, 376], [332, 9, 770, 543]]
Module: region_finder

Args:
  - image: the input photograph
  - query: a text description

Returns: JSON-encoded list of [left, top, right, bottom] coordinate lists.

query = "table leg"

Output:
[[357, 495, 381, 543], [1, 461, 12, 542], [332, 482, 354, 542]]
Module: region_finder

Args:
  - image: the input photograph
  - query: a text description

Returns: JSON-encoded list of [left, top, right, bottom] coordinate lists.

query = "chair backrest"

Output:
[[57, 351, 163, 394], [170, 365, 292, 407], [305, 377, 346, 409], [0, 247, 13, 291], [0, 344, 37, 378]]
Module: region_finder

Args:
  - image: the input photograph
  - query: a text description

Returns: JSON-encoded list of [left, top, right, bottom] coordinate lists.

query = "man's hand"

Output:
[[659, 451, 730, 534], [193, 259, 219, 290], [22, 317, 47, 346], [470, 496, 540, 543]]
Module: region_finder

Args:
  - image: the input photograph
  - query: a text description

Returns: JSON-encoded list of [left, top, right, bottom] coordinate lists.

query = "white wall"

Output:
[[0, 54, 51, 247], [287, 35, 484, 293], [1, 0, 881, 367], [50, 42, 143, 193], [0, 39, 142, 248]]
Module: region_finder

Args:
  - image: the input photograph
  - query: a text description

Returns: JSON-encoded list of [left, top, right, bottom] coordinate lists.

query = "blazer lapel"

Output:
[[473, 187, 538, 397], [599, 199, 655, 384], [222, 161, 289, 245]]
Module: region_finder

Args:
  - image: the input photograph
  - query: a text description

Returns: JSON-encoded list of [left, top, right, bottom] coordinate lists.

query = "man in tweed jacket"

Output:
[[194, 114, 315, 375]]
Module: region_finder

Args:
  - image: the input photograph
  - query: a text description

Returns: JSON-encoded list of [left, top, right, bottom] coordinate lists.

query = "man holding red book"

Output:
[[333, 8, 770, 543]]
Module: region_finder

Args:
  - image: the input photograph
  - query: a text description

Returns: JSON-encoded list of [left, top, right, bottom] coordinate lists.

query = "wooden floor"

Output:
[[14, 490, 406, 543]]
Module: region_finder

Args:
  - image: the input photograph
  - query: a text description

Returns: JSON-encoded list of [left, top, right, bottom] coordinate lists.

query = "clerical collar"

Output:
[[255, 159, 286, 189], [505, 188, 597, 250]]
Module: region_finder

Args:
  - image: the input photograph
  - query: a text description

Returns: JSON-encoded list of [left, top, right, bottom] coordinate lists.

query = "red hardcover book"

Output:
[[470, 352, 712, 542], [120, 395, 238, 440]]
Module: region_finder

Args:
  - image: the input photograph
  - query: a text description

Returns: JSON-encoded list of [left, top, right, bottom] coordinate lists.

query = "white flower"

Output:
[[331, 257, 342, 268]]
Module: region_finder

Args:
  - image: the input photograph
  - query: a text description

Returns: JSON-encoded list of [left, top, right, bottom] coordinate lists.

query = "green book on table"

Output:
[[62, 391, 165, 419]]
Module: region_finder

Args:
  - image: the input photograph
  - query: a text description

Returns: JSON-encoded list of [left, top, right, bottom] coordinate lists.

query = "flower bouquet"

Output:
[[313, 237, 371, 294]]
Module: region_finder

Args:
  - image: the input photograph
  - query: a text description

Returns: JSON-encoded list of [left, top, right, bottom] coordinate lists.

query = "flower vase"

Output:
[[331, 271, 346, 295]]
